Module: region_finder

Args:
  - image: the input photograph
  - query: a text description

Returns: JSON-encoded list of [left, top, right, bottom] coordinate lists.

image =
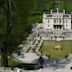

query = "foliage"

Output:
[[12, 63, 39, 70], [0, 0, 34, 67]]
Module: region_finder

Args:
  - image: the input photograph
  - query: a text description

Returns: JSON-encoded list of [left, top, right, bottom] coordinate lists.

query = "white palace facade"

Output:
[[35, 8, 72, 40], [42, 8, 72, 30]]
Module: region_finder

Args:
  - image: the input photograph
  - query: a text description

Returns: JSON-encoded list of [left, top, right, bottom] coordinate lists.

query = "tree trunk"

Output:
[[1, 41, 8, 67], [0, 0, 12, 67]]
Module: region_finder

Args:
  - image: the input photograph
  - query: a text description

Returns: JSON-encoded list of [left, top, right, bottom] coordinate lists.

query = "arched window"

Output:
[[59, 19, 61, 23], [54, 19, 56, 23]]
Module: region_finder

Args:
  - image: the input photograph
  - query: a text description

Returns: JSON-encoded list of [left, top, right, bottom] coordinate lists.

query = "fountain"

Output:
[[53, 41, 62, 50]]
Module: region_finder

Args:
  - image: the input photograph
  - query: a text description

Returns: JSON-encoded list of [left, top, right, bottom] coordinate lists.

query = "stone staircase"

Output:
[[53, 29, 63, 36]]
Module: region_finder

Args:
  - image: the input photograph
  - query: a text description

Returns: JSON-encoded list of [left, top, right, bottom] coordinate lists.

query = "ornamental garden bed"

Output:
[[40, 40, 72, 59]]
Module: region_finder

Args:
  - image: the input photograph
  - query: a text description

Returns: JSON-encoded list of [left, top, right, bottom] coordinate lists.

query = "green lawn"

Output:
[[41, 40, 72, 59]]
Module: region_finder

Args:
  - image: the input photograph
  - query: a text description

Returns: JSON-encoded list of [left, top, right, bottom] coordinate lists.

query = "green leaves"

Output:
[[0, 0, 35, 55]]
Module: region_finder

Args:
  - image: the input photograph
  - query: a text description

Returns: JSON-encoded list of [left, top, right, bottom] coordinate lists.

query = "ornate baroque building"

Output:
[[43, 8, 71, 30]]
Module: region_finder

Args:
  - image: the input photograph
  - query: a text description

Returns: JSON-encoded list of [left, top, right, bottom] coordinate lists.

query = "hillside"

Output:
[[30, 0, 72, 23]]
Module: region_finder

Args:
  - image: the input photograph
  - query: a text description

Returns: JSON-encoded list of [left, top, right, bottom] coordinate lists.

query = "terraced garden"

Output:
[[41, 40, 72, 59]]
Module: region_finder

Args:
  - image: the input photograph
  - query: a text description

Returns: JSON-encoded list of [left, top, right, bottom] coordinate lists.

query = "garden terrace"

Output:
[[40, 40, 72, 59]]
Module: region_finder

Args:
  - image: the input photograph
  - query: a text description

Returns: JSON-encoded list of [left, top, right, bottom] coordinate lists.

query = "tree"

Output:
[[0, 0, 34, 67], [0, 0, 12, 67]]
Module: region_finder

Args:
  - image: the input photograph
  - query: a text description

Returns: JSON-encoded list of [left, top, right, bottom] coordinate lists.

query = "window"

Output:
[[54, 19, 56, 23], [66, 25, 68, 27], [64, 20, 65, 23], [48, 19, 49, 23], [64, 19, 67, 23], [59, 19, 61, 23], [57, 19, 58, 23], [48, 25, 50, 27], [66, 20, 67, 23]]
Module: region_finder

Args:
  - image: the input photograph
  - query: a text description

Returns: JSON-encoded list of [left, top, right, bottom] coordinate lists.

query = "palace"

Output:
[[42, 8, 72, 30], [35, 8, 72, 40]]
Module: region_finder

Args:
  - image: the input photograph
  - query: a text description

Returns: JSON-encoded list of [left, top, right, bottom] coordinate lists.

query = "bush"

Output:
[[12, 63, 40, 70]]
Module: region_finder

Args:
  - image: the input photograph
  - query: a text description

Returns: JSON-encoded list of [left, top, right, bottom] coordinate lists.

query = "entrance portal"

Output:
[[54, 25, 63, 29]]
